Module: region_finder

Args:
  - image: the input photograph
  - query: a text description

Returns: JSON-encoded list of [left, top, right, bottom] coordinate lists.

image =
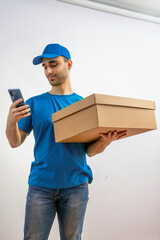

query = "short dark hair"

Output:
[[63, 56, 69, 63]]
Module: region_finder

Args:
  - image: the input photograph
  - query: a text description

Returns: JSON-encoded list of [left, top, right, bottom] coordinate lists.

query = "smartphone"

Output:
[[8, 89, 25, 107]]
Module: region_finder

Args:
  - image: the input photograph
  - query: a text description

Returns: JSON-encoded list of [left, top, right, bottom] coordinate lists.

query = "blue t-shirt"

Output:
[[18, 92, 93, 189]]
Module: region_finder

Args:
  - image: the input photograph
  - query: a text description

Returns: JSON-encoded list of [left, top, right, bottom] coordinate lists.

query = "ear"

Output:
[[67, 60, 73, 70]]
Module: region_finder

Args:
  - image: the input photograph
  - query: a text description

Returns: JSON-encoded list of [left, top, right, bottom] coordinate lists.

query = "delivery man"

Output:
[[6, 43, 127, 240]]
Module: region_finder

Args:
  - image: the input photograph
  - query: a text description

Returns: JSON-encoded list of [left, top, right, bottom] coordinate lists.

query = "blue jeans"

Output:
[[24, 182, 89, 240]]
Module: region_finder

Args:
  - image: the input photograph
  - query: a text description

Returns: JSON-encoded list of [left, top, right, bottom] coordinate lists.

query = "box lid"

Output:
[[52, 93, 156, 122]]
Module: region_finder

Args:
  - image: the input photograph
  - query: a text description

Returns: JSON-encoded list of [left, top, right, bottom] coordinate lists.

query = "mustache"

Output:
[[47, 74, 56, 78], [48, 74, 56, 77]]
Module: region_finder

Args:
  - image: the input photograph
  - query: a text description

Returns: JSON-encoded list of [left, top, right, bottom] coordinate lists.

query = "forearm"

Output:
[[86, 137, 110, 157], [6, 119, 22, 148]]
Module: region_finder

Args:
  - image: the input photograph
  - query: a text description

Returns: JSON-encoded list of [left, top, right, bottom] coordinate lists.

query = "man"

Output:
[[6, 43, 127, 240]]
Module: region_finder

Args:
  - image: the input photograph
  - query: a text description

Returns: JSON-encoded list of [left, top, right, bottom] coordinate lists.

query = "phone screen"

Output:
[[8, 89, 25, 107]]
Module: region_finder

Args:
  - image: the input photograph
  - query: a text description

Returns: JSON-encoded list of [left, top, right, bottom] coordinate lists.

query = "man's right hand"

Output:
[[6, 99, 31, 148], [8, 98, 31, 124]]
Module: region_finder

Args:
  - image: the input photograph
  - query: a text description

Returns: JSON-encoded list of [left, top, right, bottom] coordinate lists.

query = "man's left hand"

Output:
[[99, 130, 127, 146], [86, 130, 127, 157]]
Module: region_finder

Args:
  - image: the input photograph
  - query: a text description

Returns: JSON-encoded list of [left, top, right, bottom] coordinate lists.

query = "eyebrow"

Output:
[[42, 60, 58, 67]]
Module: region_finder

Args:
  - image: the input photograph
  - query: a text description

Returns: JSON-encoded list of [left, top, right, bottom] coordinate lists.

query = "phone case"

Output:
[[8, 89, 25, 107]]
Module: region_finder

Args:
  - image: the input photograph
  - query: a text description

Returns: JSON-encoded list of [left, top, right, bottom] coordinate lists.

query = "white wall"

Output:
[[1, 0, 160, 239]]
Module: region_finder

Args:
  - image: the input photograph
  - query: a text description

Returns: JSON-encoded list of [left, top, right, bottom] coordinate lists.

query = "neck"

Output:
[[49, 79, 73, 95]]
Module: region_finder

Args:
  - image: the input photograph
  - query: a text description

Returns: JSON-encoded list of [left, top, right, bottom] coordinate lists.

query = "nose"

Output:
[[46, 66, 52, 75]]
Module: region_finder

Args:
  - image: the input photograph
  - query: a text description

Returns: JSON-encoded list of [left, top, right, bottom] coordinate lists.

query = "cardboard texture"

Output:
[[52, 93, 157, 143]]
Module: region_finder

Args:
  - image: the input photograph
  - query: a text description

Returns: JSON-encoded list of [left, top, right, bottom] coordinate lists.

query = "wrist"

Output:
[[8, 118, 17, 127]]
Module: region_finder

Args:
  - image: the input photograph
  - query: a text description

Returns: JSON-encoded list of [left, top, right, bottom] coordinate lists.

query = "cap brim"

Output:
[[33, 54, 60, 65]]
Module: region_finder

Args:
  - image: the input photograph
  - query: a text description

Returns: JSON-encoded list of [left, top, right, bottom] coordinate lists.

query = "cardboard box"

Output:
[[52, 93, 157, 143]]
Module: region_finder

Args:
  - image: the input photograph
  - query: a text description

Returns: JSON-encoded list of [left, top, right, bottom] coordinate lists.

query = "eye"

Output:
[[42, 65, 47, 70], [51, 64, 57, 68]]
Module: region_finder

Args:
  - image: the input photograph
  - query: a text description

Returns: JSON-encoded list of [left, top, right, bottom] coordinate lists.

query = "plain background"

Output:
[[1, 0, 160, 239]]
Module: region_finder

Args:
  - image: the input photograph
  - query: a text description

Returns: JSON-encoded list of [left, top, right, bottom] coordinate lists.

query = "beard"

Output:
[[47, 67, 68, 87], [48, 75, 65, 86]]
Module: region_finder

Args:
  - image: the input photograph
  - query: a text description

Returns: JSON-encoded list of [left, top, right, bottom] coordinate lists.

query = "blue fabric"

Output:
[[18, 92, 93, 189], [24, 183, 89, 240]]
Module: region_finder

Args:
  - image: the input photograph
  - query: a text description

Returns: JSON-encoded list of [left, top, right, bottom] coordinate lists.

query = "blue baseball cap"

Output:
[[33, 43, 71, 65]]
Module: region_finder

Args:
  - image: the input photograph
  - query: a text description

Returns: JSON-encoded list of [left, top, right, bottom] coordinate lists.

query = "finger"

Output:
[[111, 130, 117, 138], [99, 134, 111, 146], [12, 98, 23, 108], [19, 112, 31, 119], [99, 133, 107, 140], [18, 104, 30, 111], [111, 134, 117, 141], [99, 133, 110, 143], [117, 133, 127, 140], [105, 131, 112, 138], [99, 131, 114, 140], [107, 131, 112, 137], [117, 132, 127, 140], [117, 130, 127, 137], [12, 104, 30, 113], [14, 108, 31, 117]]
